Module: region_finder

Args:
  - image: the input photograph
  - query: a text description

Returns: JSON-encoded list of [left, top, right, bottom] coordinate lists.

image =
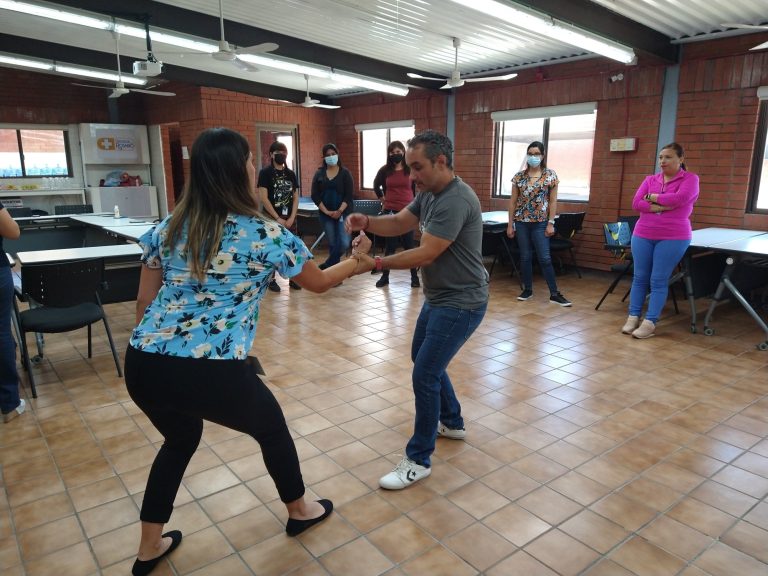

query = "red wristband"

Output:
[[375, 256, 383, 272]]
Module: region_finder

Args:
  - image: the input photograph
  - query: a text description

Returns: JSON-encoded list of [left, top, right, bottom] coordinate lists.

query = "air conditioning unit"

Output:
[[133, 60, 163, 77]]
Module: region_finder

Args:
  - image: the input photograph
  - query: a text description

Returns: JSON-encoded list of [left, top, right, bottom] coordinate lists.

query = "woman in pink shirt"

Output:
[[623, 142, 699, 338], [372, 140, 420, 288]]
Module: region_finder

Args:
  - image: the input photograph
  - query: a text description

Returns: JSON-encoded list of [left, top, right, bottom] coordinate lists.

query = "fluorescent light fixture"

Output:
[[0, 54, 53, 70], [0, 0, 109, 30], [0, 0, 410, 95], [446, 0, 636, 64], [54, 65, 147, 85]]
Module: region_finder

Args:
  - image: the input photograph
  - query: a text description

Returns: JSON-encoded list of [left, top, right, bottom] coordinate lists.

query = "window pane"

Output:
[[20, 130, 70, 176], [361, 128, 388, 188], [0, 129, 22, 177], [757, 131, 768, 210], [547, 113, 596, 202], [496, 118, 544, 196], [390, 126, 415, 148]]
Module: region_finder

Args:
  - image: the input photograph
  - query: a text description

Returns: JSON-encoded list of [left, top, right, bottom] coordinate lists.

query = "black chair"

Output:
[[550, 212, 586, 278], [353, 199, 383, 256], [54, 204, 94, 215], [8, 207, 33, 218], [13, 258, 122, 398], [595, 221, 633, 310], [482, 223, 522, 288]]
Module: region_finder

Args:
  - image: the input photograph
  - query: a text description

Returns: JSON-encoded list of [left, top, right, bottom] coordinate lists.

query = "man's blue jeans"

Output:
[[406, 301, 487, 466], [319, 213, 350, 266]]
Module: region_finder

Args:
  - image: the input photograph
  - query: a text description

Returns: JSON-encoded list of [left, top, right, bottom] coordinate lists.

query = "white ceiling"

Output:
[[0, 0, 766, 101]]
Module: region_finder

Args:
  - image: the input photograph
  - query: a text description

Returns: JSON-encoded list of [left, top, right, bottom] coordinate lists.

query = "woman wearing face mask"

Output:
[[623, 142, 699, 339], [372, 140, 420, 288], [506, 141, 571, 306], [311, 143, 354, 270]]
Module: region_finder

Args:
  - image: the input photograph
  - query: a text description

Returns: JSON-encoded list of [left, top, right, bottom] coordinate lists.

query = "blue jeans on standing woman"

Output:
[[515, 220, 559, 294], [0, 267, 21, 414], [629, 236, 690, 323], [319, 213, 350, 267], [406, 301, 487, 466]]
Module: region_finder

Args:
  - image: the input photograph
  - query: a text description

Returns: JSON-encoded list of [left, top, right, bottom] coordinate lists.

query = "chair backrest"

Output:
[[353, 199, 382, 216], [604, 222, 632, 247], [8, 207, 33, 218], [21, 258, 104, 308], [554, 212, 586, 239], [54, 204, 94, 215]]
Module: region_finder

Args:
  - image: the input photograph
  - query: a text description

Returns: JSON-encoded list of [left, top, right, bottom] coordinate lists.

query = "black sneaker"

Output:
[[268, 280, 281, 292], [550, 292, 572, 307], [289, 280, 301, 290], [376, 277, 389, 288], [517, 289, 533, 301]]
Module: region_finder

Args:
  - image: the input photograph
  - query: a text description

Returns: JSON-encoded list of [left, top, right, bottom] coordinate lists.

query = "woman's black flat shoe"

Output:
[[132, 530, 182, 576], [286, 499, 333, 536]]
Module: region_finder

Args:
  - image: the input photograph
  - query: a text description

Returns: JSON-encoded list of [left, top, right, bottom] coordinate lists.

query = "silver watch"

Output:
[[548, 218, 556, 225]]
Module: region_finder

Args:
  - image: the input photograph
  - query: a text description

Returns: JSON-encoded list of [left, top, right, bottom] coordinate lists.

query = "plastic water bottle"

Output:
[[113, 205, 120, 218]]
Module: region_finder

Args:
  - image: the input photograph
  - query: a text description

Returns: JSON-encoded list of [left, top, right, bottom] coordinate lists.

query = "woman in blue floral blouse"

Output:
[[125, 128, 371, 576], [506, 140, 571, 307]]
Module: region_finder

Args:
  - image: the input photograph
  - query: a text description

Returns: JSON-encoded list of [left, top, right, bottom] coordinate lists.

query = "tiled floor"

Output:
[[2, 256, 768, 576]]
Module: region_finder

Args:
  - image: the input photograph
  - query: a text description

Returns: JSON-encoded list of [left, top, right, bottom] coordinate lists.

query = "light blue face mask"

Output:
[[526, 155, 542, 167], [325, 154, 339, 166]]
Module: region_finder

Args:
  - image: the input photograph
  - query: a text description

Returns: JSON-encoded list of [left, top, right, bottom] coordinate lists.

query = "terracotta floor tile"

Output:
[[590, 493, 657, 532], [639, 515, 713, 560], [695, 541, 768, 576], [559, 509, 629, 553], [517, 486, 582, 524], [611, 535, 687, 575], [721, 520, 768, 564], [483, 503, 551, 546], [667, 497, 737, 538], [524, 529, 600, 576], [217, 506, 282, 551], [690, 479, 758, 517], [18, 515, 84, 561], [407, 498, 475, 540], [319, 537, 394, 576], [170, 525, 234, 574], [11, 492, 73, 532], [368, 516, 436, 564], [444, 522, 516, 572], [399, 544, 477, 576], [448, 480, 511, 520]]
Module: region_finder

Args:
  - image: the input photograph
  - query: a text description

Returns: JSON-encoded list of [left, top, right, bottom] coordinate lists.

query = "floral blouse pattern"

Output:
[[511, 168, 559, 222], [130, 214, 311, 359]]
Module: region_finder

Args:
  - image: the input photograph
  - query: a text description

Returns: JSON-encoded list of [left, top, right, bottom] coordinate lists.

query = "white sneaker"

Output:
[[379, 457, 431, 490], [437, 423, 466, 440], [3, 399, 25, 423]]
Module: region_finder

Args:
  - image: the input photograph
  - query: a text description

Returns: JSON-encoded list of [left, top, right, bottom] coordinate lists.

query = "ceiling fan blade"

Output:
[[313, 103, 341, 109], [130, 88, 176, 96], [407, 72, 446, 81], [751, 40, 768, 51], [440, 82, 457, 90], [722, 22, 768, 30], [108, 90, 123, 99], [464, 73, 518, 82], [71, 83, 112, 90], [236, 42, 279, 55], [232, 58, 258, 72]]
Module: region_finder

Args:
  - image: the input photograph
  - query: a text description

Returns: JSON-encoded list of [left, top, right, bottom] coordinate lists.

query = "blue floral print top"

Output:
[[130, 214, 311, 359], [511, 168, 559, 222]]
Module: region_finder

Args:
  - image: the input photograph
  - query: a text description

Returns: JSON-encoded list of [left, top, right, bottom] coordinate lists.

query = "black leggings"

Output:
[[125, 346, 305, 523], [380, 209, 417, 275]]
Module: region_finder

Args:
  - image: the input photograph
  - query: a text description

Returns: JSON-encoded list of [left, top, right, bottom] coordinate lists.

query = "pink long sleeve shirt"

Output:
[[631, 169, 699, 241]]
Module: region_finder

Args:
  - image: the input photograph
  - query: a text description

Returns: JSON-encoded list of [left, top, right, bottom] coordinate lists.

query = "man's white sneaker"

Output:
[[3, 398, 25, 423], [379, 457, 431, 490], [437, 423, 466, 440]]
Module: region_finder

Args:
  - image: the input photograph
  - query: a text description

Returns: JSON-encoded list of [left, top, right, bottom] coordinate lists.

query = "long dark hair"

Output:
[[166, 127, 259, 281], [661, 142, 687, 171], [525, 140, 547, 173], [384, 140, 410, 176], [320, 142, 343, 169]]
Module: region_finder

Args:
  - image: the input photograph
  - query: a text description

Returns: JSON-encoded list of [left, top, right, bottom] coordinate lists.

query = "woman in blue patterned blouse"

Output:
[[125, 128, 371, 576]]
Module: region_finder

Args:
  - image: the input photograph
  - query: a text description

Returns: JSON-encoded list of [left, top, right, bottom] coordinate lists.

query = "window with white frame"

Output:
[[748, 87, 768, 212], [492, 103, 597, 202], [0, 127, 73, 177], [357, 121, 415, 189]]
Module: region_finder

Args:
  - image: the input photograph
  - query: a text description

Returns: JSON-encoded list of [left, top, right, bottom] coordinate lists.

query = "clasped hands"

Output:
[[349, 231, 376, 275]]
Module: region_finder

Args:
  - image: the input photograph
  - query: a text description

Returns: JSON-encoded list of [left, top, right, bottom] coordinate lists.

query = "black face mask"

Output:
[[389, 153, 404, 164], [273, 153, 287, 165]]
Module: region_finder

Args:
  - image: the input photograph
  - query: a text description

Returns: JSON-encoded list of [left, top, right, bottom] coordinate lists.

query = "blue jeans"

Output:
[[319, 213, 350, 266], [0, 267, 21, 414], [515, 221, 559, 294], [629, 236, 690, 322], [406, 301, 487, 466]]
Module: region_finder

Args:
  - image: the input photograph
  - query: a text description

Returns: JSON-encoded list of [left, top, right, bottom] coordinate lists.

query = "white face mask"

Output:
[[325, 154, 339, 166]]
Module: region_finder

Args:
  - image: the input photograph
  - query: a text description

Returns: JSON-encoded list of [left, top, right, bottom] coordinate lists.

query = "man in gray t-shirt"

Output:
[[345, 130, 488, 490]]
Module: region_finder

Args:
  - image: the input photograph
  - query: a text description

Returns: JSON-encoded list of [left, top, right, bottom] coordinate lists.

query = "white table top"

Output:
[[17, 243, 142, 265], [102, 224, 154, 242], [707, 233, 768, 256], [70, 214, 154, 227], [482, 211, 509, 225], [690, 227, 767, 248]]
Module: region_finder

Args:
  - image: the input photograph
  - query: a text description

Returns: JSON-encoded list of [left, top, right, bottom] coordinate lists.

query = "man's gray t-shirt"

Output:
[[407, 176, 489, 308]]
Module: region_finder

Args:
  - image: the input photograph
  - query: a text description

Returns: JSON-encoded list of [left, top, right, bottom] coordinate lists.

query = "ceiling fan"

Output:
[[407, 37, 517, 89], [72, 31, 175, 99], [294, 74, 340, 109], [160, 0, 278, 71], [721, 23, 768, 51]]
